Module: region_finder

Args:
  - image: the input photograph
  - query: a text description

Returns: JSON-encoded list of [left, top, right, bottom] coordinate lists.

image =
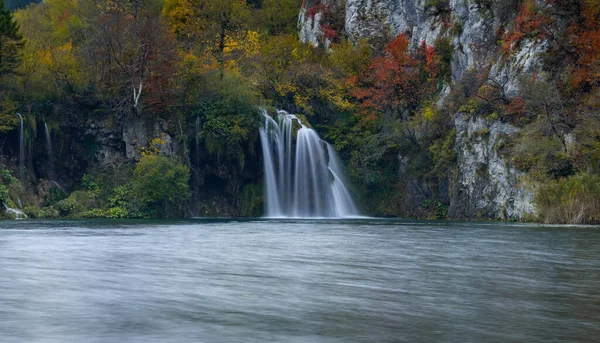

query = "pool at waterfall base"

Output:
[[0, 218, 599, 342]]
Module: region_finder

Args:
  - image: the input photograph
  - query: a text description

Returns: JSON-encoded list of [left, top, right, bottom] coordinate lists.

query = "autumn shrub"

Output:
[[535, 173, 600, 224], [352, 34, 434, 123], [565, 0, 600, 90], [503, 0, 552, 54], [306, 3, 344, 44]]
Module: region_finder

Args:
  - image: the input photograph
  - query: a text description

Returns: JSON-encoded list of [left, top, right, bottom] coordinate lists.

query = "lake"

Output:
[[0, 219, 599, 342]]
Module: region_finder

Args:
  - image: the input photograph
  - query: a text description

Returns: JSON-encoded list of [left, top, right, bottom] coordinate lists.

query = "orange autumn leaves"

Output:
[[350, 34, 443, 124], [568, 0, 600, 89], [504, 0, 600, 91]]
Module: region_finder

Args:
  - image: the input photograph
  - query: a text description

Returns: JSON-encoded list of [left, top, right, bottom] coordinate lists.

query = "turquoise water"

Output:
[[0, 219, 599, 342]]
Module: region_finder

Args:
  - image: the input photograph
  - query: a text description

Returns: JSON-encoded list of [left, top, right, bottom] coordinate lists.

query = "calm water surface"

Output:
[[0, 219, 599, 342]]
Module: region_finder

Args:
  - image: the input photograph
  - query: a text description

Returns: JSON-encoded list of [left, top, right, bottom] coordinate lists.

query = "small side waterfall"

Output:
[[4, 204, 27, 219], [44, 122, 55, 180], [259, 110, 359, 218], [16, 113, 24, 181], [195, 117, 201, 167]]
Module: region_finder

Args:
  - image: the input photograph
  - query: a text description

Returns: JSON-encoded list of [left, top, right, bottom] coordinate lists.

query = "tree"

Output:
[[163, 0, 252, 73], [14, 0, 89, 97], [87, 0, 178, 115], [0, 96, 18, 132], [0, 0, 24, 80], [257, 0, 300, 35], [131, 154, 190, 218], [351, 34, 433, 126], [568, 0, 600, 89]]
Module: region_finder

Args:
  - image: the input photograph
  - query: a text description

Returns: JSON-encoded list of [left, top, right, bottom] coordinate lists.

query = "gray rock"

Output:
[[450, 114, 535, 220], [297, 0, 550, 219]]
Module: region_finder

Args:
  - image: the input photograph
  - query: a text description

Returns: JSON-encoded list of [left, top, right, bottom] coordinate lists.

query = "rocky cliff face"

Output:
[[299, 0, 542, 219], [451, 114, 534, 220], [53, 111, 262, 217], [303, 0, 546, 90]]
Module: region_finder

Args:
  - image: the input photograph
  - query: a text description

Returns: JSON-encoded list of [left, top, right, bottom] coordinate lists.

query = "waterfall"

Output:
[[195, 117, 201, 167], [44, 122, 55, 180], [16, 113, 24, 181], [4, 204, 27, 219], [51, 181, 66, 194], [259, 109, 360, 218]]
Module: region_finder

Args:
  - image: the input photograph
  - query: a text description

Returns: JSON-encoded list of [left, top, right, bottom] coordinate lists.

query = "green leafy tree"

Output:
[[257, 0, 300, 35], [163, 0, 252, 73], [131, 154, 190, 218], [0, 96, 18, 132], [0, 0, 24, 80]]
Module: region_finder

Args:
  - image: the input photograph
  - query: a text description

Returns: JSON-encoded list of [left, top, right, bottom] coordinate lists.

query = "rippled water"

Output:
[[0, 219, 599, 342]]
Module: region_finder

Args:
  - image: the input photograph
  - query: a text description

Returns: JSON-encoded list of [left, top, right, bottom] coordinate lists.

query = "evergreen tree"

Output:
[[0, 0, 24, 78]]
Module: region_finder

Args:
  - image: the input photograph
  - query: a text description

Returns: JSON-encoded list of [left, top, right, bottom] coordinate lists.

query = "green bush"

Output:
[[54, 190, 98, 217], [36, 207, 60, 218], [130, 155, 190, 218], [0, 184, 8, 206], [510, 123, 575, 180], [535, 173, 600, 224], [81, 174, 100, 193], [435, 201, 449, 220]]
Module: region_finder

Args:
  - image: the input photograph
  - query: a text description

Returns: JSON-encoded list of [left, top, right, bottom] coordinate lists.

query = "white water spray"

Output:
[[44, 122, 55, 180], [4, 204, 27, 219], [259, 110, 359, 218]]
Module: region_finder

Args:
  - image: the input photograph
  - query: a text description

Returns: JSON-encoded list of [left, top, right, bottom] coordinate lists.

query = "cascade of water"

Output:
[[44, 122, 55, 180], [51, 181, 66, 194], [259, 113, 282, 216], [4, 204, 27, 219], [259, 109, 360, 218], [16, 113, 24, 181], [195, 117, 201, 167]]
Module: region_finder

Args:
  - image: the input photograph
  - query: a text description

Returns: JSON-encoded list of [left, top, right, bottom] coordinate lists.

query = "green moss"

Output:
[[238, 183, 263, 217]]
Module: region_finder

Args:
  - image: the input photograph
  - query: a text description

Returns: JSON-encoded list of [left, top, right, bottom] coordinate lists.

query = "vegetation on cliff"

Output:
[[0, 0, 599, 223]]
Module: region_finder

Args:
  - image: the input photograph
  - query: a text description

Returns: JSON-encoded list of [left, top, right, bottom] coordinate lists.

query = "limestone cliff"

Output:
[[299, 0, 545, 220]]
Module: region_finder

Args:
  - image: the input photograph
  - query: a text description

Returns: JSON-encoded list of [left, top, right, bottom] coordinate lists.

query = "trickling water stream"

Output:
[[16, 113, 24, 181], [195, 116, 201, 168], [259, 110, 359, 218], [44, 122, 55, 180], [3, 204, 27, 219]]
